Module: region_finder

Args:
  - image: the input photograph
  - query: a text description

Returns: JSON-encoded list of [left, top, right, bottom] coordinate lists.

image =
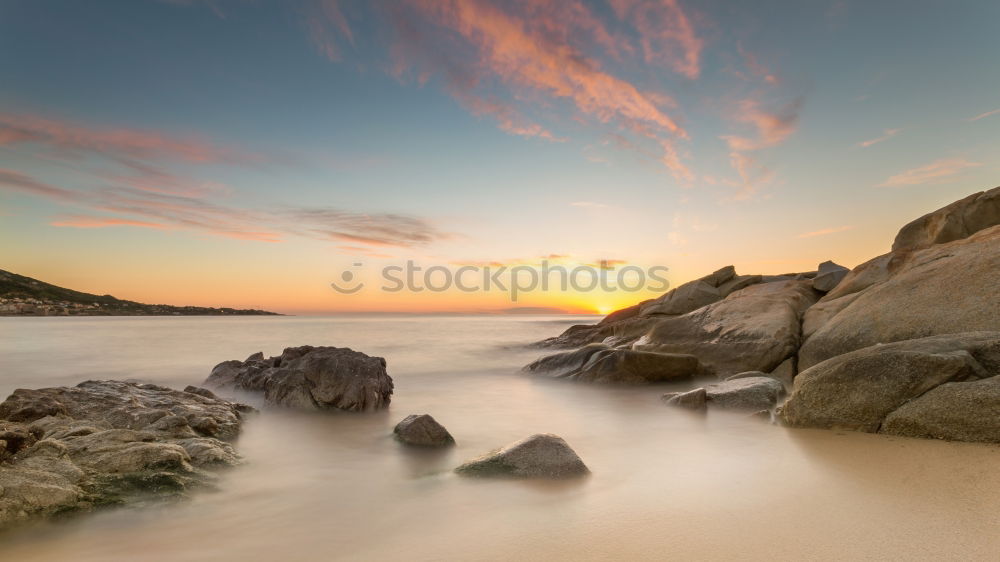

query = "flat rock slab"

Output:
[[205, 346, 393, 412], [0, 380, 251, 528], [394, 414, 455, 447], [525, 344, 702, 384], [705, 377, 784, 411], [455, 434, 589, 479]]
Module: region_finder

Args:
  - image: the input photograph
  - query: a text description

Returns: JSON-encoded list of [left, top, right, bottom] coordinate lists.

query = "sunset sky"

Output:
[[1, 0, 998, 314]]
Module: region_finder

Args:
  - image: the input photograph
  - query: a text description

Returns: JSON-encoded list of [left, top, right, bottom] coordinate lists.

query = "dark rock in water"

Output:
[[394, 414, 455, 447], [0, 380, 251, 528], [455, 434, 589, 479], [525, 343, 702, 384], [781, 332, 1000, 439], [704, 377, 784, 411], [662, 387, 707, 409], [205, 346, 393, 412], [811, 260, 849, 293]]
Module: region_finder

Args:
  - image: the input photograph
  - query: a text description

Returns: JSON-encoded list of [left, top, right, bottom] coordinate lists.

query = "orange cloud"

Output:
[[797, 225, 855, 238], [721, 99, 800, 152], [877, 158, 982, 187]]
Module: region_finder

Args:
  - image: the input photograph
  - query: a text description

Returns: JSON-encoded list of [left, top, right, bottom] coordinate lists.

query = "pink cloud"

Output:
[[50, 215, 171, 230], [305, 0, 355, 61], [0, 113, 258, 165], [721, 99, 800, 151], [0, 168, 83, 202], [967, 108, 1000, 122], [858, 128, 902, 148], [610, 0, 703, 79], [877, 158, 982, 187], [797, 225, 855, 238]]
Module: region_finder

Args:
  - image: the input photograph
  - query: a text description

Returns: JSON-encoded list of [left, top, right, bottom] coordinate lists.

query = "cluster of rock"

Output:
[[0, 381, 253, 527], [392, 414, 588, 478], [529, 186, 1000, 443], [205, 346, 394, 412]]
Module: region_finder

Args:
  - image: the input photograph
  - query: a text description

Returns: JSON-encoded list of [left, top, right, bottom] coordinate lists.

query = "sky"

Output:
[[0, 0, 998, 314]]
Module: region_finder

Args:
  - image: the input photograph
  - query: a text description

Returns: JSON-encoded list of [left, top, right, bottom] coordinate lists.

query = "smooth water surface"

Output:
[[1, 316, 999, 561]]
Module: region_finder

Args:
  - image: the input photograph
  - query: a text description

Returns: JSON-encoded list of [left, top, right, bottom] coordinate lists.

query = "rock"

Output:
[[705, 377, 785, 411], [780, 332, 1000, 436], [393, 414, 455, 447], [633, 280, 820, 376], [724, 371, 770, 381], [880, 375, 1000, 442], [892, 186, 1000, 252], [662, 387, 707, 409], [534, 266, 757, 348], [811, 260, 850, 293], [0, 380, 251, 528], [455, 434, 589, 478], [205, 346, 393, 412], [525, 344, 703, 384], [799, 225, 1000, 370]]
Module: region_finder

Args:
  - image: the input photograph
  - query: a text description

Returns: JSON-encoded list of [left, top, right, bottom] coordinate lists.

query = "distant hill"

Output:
[[0, 269, 279, 316]]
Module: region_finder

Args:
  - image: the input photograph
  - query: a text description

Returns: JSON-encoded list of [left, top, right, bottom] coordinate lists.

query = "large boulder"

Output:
[[632, 280, 820, 376], [0, 381, 251, 528], [455, 434, 589, 478], [393, 414, 455, 447], [799, 225, 1000, 369], [205, 346, 393, 412], [892, 186, 1000, 251], [780, 332, 1000, 438], [880, 376, 1000, 442], [525, 343, 703, 384]]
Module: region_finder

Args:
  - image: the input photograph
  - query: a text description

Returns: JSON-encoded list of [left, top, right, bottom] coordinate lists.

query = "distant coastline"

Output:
[[0, 269, 280, 317]]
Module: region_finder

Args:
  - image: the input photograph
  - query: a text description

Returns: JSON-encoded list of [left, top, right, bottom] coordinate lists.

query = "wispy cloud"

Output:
[[967, 108, 1000, 122], [797, 225, 855, 238], [858, 128, 902, 148], [570, 201, 610, 209], [717, 99, 799, 199], [610, 0, 703, 79], [1, 113, 448, 248], [877, 158, 982, 187]]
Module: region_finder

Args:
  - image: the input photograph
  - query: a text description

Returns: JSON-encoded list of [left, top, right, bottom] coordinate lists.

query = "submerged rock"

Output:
[[0, 380, 251, 528], [205, 346, 393, 412], [705, 377, 784, 411], [455, 434, 589, 479], [525, 344, 702, 384], [394, 414, 455, 447], [662, 387, 707, 409]]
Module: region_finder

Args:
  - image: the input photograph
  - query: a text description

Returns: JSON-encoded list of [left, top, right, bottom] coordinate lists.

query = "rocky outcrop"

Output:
[[811, 260, 849, 293], [633, 280, 820, 376], [0, 380, 252, 528], [205, 346, 393, 412], [455, 434, 589, 478], [799, 225, 1000, 370], [880, 375, 1000, 442], [393, 414, 455, 447], [525, 343, 702, 384], [892, 186, 1000, 251], [780, 332, 1000, 435]]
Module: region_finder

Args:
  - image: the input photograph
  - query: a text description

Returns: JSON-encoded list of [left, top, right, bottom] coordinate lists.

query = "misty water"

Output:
[[1, 316, 999, 561]]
